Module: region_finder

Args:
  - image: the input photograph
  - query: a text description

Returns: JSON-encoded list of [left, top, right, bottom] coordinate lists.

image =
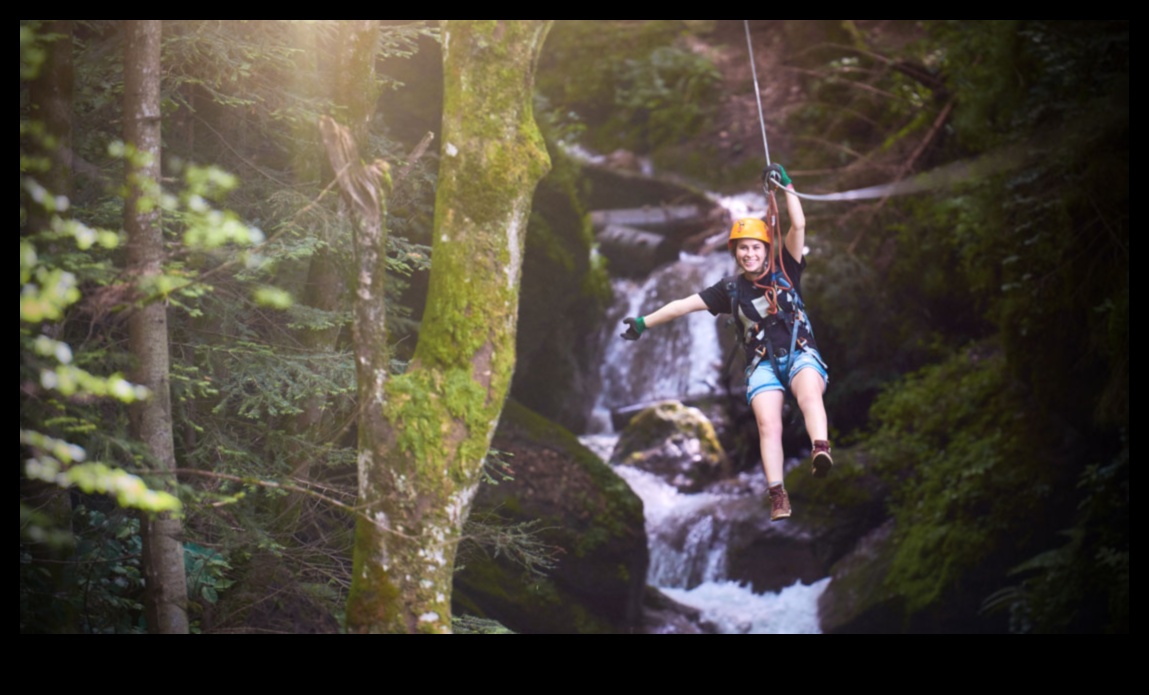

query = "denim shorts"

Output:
[[746, 348, 829, 404]]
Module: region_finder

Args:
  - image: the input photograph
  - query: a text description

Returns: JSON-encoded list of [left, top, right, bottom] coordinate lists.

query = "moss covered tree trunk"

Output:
[[343, 20, 552, 633]]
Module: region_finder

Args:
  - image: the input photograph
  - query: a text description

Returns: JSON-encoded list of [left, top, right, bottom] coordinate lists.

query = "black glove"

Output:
[[620, 316, 645, 341], [762, 162, 791, 188]]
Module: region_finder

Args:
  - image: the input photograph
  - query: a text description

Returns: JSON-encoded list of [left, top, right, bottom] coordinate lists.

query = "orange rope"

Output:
[[750, 188, 795, 318]]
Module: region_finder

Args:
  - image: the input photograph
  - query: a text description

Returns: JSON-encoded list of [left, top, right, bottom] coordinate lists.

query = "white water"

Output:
[[661, 578, 830, 635], [582, 434, 829, 634]]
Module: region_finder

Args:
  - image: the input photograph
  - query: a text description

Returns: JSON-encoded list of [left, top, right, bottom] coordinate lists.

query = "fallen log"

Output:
[[595, 224, 679, 278], [590, 205, 710, 232]]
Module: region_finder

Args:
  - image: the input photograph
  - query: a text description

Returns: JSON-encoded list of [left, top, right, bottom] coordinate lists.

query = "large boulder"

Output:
[[511, 145, 725, 433], [453, 400, 648, 634], [641, 585, 719, 634], [816, 519, 905, 634], [817, 517, 1011, 634], [610, 400, 732, 493], [511, 145, 612, 434], [720, 445, 889, 594]]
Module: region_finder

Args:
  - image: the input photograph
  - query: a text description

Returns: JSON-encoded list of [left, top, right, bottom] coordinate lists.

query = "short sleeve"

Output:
[[698, 279, 731, 316]]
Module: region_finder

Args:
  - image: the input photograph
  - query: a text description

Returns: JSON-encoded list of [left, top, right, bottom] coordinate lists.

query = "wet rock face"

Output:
[[815, 519, 903, 634], [453, 400, 649, 634], [610, 400, 732, 493], [641, 585, 720, 634]]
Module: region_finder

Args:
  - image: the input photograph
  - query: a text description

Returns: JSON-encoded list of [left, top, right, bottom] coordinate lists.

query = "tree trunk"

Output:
[[342, 20, 552, 633], [124, 20, 189, 635], [282, 22, 381, 520]]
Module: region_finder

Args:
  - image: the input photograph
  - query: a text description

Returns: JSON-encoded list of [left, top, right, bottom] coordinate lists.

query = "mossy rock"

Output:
[[453, 399, 648, 633], [817, 513, 1010, 634], [782, 444, 891, 570], [721, 444, 890, 594], [610, 400, 732, 492], [816, 519, 906, 634], [511, 145, 610, 433]]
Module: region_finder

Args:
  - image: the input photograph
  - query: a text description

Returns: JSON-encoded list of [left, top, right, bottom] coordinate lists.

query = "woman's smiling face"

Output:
[[735, 239, 768, 275]]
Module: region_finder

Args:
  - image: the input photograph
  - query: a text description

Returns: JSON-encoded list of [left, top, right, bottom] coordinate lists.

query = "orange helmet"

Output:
[[728, 217, 771, 251]]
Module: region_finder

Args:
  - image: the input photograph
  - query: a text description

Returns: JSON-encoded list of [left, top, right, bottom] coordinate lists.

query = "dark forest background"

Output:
[[20, 20, 1127, 633]]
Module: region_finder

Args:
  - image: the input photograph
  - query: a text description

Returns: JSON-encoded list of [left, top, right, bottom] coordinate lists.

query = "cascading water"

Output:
[[580, 190, 829, 634], [588, 253, 730, 433]]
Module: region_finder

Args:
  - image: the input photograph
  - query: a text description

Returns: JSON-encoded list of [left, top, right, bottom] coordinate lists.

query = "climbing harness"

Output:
[[725, 269, 808, 381], [722, 208, 807, 385]]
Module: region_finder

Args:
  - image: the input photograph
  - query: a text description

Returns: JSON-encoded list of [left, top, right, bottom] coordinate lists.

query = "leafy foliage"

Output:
[[780, 21, 1127, 631], [538, 21, 721, 154], [45, 506, 146, 634], [865, 346, 1067, 613], [931, 21, 1129, 429], [981, 442, 1128, 633]]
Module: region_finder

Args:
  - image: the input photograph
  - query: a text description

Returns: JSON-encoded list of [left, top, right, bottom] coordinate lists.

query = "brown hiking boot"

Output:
[[768, 484, 791, 521], [811, 440, 833, 478]]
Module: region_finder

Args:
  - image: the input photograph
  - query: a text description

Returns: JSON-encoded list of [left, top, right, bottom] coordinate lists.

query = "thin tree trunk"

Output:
[[124, 19, 189, 634], [281, 24, 343, 516], [341, 20, 552, 634], [283, 21, 382, 520]]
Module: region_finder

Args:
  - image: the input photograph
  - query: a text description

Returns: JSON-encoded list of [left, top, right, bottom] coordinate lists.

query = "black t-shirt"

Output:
[[699, 248, 819, 359]]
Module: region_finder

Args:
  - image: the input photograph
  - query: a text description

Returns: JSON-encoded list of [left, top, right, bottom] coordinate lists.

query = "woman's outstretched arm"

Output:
[[621, 294, 708, 340]]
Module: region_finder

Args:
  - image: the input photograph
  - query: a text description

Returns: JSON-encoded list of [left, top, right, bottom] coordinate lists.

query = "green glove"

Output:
[[621, 316, 646, 341], [763, 163, 791, 188]]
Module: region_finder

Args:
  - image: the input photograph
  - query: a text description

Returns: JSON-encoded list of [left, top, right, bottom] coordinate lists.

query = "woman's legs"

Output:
[[791, 366, 833, 476], [751, 389, 791, 520], [789, 367, 827, 445], [750, 390, 786, 482]]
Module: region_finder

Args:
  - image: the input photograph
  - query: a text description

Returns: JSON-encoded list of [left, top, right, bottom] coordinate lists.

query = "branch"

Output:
[[317, 115, 390, 226], [190, 110, 292, 187], [848, 96, 957, 255], [167, 468, 420, 541], [394, 131, 435, 184]]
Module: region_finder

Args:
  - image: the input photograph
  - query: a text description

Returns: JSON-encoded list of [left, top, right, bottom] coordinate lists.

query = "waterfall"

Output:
[[587, 189, 790, 433], [615, 461, 828, 633], [582, 433, 829, 634], [589, 252, 731, 433]]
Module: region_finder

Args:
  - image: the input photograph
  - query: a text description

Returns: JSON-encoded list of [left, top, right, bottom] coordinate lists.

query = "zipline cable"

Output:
[[744, 21, 787, 293], [777, 150, 1022, 202], [743, 20, 771, 167]]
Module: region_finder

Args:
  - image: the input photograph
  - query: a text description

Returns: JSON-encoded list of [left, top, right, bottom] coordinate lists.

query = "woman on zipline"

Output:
[[620, 163, 831, 521]]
